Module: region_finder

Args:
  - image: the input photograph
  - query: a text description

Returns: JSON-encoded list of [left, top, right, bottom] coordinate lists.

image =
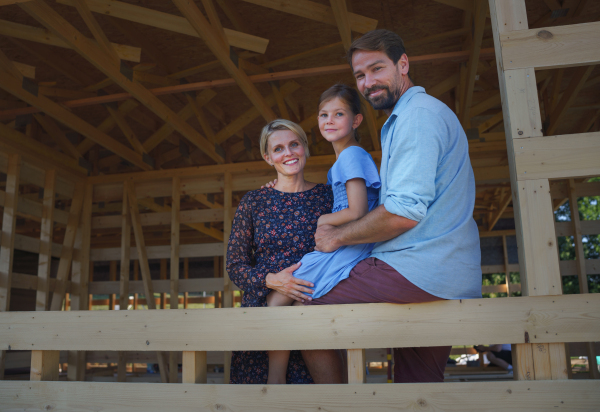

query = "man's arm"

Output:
[[315, 204, 417, 252]]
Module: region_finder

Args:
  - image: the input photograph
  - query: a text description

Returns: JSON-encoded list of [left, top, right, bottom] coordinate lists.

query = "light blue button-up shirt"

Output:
[[370, 86, 482, 299]]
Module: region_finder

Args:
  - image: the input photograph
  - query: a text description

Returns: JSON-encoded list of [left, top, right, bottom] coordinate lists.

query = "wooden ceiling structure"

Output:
[[0, 0, 599, 250]]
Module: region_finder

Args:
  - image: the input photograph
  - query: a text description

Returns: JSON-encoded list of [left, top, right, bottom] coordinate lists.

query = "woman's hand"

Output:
[[260, 179, 278, 189], [266, 262, 314, 303]]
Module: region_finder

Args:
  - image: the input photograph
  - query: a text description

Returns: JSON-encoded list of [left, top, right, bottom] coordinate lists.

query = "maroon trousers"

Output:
[[307, 257, 451, 383]]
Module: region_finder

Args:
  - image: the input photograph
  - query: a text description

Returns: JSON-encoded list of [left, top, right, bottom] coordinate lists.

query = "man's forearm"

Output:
[[337, 204, 417, 246]]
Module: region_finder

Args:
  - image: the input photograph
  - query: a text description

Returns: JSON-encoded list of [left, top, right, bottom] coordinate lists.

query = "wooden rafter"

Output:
[[20, 0, 224, 165], [74, 0, 119, 63], [56, 0, 269, 54], [172, 0, 277, 124]]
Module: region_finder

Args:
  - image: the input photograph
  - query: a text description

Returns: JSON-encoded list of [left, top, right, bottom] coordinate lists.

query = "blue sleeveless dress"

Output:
[[293, 146, 381, 299]]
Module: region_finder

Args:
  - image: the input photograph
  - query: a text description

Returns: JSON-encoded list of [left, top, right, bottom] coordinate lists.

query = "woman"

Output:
[[226, 119, 333, 384]]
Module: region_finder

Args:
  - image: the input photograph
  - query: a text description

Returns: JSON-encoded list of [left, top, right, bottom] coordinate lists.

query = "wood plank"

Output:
[[92, 208, 225, 230], [74, 0, 119, 62], [239, 0, 377, 33], [0, 71, 151, 171], [56, 0, 269, 54], [347, 349, 366, 384], [172, 0, 277, 124], [35, 169, 56, 312], [119, 184, 131, 309], [1, 294, 599, 352], [19, 1, 224, 165], [459, 0, 488, 126], [1, 380, 600, 411], [30, 350, 59, 381], [90, 243, 223, 262], [500, 21, 600, 70], [0, 154, 20, 312], [182, 351, 207, 384], [87, 278, 229, 295], [0, 19, 140, 62], [170, 177, 180, 311], [514, 132, 600, 181], [49, 181, 85, 311]]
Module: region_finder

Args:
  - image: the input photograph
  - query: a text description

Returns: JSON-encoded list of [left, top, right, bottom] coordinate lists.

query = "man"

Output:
[[303, 29, 482, 383]]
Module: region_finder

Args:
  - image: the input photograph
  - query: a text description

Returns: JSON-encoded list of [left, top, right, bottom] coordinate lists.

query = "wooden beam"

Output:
[[487, 189, 512, 231], [19, 0, 224, 165], [56, 0, 270, 54], [460, 0, 488, 126], [119, 184, 131, 310], [0, 49, 496, 119], [34, 114, 83, 161], [239, 0, 377, 33], [182, 351, 207, 383], [172, 0, 276, 124], [0, 70, 151, 171], [500, 21, 600, 70], [35, 169, 56, 312], [514, 132, 600, 180], [0, 154, 20, 313], [30, 350, 59, 381], [106, 106, 146, 155], [347, 349, 366, 383], [2, 294, 599, 351], [0, 19, 141, 62], [74, 0, 119, 63], [170, 176, 180, 311], [546, 65, 596, 135], [49, 181, 86, 311]]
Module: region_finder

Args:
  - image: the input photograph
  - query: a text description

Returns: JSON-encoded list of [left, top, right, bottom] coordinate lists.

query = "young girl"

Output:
[[266, 84, 381, 384]]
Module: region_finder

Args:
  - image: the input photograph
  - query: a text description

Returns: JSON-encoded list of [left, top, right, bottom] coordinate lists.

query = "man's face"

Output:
[[352, 50, 408, 112]]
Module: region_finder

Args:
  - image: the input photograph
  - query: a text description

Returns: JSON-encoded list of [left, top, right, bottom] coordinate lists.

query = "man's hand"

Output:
[[315, 224, 342, 253]]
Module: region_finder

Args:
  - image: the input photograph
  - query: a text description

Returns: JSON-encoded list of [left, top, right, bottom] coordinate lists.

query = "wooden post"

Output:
[[36, 169, 56, 312], [183, 258, 189, 309], [222, 172, 233, 384], [0, 153, 20, 379], [567, 179, 598, 379], [125, 181, 169, 383], [30, 350, 59, 381], [68, 183, 92, 381], [133, 260, 139, 310], [118, 183, 131, 382], [169, 177, 181, 383], [109, 261, 117, 310], [502, 235, 511, 296], [160, 259, 167, 309], [347, 349, 366, 383], [214, 256, 221, 308], [50, 181, 86, 311], [489, 0, 567, 381], [182, 351, 207, 384]]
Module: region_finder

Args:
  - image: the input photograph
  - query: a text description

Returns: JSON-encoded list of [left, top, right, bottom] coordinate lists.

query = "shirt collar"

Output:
[[389, 85, 425, 118]]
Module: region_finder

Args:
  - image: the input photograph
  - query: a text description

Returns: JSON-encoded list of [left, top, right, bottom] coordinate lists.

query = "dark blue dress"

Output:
[[226, 184, 333, 384]]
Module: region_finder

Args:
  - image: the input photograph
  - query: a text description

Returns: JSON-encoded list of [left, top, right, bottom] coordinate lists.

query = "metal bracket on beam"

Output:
[[78, 157, 93, 174], [66, 132, 80, 145], [230, 49, 239, 68], [15, 113, 32, 129], [466, 128, 481, 141], [243, 133, 252, 152]]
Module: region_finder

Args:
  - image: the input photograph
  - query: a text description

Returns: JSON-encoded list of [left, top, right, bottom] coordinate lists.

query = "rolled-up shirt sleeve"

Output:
[[382, 107, 446, 222]]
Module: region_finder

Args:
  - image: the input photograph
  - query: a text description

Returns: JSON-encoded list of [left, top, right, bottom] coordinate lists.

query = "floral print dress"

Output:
[[226, 184, 333, 384]]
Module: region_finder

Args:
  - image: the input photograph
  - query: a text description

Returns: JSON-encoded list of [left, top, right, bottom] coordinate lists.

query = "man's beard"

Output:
[[364, 84, 400, 111]]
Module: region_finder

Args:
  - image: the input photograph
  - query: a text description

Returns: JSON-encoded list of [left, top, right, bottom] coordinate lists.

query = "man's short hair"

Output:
[[347, 29, 407, 69]]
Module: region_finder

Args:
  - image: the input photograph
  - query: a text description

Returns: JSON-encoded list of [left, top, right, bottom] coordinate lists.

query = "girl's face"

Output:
[[263, 129, 307, 178], [318, 97, 362, 144]]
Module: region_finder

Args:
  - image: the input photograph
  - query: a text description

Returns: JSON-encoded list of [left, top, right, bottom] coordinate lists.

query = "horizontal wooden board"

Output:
[[88, 278, 226, 294], [1, 294, 598, 352], [514, 132, 600, 181], [1, 380, 599, 411], [501, 21, 600, 70], [90, 242, 223, 261], [91, 208, 226, 229]]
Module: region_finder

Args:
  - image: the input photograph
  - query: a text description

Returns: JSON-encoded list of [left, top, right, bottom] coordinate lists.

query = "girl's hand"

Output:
[[261, 179, 278, 189], [265, 262, 314, 302], [317, 214, 328, 227]]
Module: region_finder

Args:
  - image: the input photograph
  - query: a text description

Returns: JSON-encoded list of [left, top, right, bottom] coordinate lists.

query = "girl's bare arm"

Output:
[[318, 178, 369, 227]]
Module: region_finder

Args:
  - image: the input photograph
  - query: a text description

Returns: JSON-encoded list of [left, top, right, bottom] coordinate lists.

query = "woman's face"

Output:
[[263, 129, 307, 178]]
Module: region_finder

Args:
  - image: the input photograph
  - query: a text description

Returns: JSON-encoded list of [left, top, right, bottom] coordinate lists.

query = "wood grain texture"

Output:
[[1, 294, 598, 352], [1, 380, 599, 411], [501, 21, 600, 70]]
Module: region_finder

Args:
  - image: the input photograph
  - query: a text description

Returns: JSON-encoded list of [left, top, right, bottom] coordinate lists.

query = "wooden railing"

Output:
[[1, 295, 600, 410]]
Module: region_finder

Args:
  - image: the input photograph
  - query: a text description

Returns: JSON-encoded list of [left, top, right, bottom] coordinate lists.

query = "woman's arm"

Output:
[[226, 194, 314, 301], [317, 178, 369, 227]]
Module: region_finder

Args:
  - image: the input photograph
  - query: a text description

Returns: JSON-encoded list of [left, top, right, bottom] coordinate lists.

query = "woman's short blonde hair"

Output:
[[259, 119, 310, 160]]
